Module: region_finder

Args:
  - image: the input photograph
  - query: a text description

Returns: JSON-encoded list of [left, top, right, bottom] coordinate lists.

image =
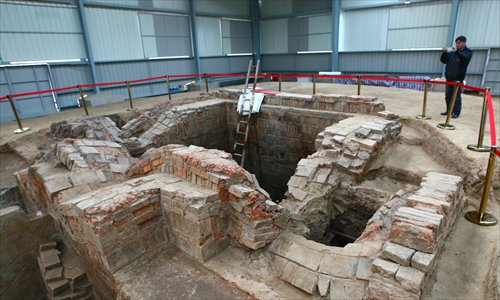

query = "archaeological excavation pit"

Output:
[[113, 89, 419, 247], [1, 87, 486, 300]]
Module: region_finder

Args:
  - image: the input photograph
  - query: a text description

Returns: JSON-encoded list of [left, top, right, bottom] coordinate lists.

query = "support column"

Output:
[[77, 0, 99, 93], [447, 0, 460, 46], [443, 0, 459, 77], [251, 0, 261, 63], [331, 0, 340, 71], [189, 0, 201, 76]]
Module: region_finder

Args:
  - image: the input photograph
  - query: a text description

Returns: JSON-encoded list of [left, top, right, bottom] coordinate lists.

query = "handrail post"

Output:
[[166, 75, 172, 101], [78, 85, 89, 116], [467, 87, 490, 152], [204, 73, 209, 93], [357, 75, 362, 95], [7, 95, 30, 134], [278, 73, 282, 91], [126, 81, 135, 111], [312, 74, 316, 95], [416, 79, 431, 120], [437, 81, 460, 130], [464, 146, 498, 226]]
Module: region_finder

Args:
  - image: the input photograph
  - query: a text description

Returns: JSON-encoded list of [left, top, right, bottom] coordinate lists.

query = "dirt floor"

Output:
[[1, 81, 499, 299]]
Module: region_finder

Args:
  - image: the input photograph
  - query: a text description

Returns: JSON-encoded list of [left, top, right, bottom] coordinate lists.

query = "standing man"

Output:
[[440, 35, 473, 118]]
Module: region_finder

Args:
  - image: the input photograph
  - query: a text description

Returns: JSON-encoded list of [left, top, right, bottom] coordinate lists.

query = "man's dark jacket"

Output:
[[440, 47, 473, 82]]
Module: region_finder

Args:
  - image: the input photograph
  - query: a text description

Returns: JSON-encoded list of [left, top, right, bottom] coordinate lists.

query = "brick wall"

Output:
[[134, 100, 230, 155], [365, 172, 465, 299], [227, 103, 350, 200]]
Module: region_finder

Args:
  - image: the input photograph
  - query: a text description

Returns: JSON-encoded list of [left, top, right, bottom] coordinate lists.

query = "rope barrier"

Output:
[[1, 72, 490, 101], [486, 90, 497, 149]]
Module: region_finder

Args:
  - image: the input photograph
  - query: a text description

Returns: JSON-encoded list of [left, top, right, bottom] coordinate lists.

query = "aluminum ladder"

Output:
[[233, 59, 260, 167]]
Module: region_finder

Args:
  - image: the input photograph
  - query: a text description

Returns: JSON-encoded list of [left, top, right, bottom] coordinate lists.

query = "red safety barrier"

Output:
[[0, 72, 490, 101], [168, 73, 203, 78], [486, 90, 498, 149], [461, 84, 486, 93], [281, 74, 313, 79], [1, 85, 78, 99], [128, 75, 166, 84], [81, 81, 124, 88], [316, 75, 358, 79]]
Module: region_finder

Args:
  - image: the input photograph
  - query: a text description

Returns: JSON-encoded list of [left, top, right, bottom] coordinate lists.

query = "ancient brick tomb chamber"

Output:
[[10, 88, 470, 299]]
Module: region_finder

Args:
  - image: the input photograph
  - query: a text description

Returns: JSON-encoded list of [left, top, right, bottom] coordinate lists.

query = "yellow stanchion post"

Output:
[[357, 75, 362, 95], [467, 87, 491, 152], [204, 73, 209, 93], [312, 74, 316, 95], [465, 146, 498, 226], [78, 85, 89, 116], [166, 75, 172, 101], [7, 95, 30, 134], [416, 79, 431, 120], [126, 81, 136, 111], [437, 81, 460, 130], [278, 74, 282, 91]]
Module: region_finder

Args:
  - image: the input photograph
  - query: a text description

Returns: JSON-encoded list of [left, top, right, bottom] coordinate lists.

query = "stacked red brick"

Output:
[[127, 144, 283, 250], [59, 175, 169, 273], [367, 172, 464, 299]]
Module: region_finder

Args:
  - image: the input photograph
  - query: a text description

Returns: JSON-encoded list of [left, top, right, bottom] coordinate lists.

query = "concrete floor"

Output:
[[1, 81, 499, 299]]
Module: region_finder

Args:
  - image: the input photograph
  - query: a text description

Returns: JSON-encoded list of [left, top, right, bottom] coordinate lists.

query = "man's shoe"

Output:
[[440, 112, 448, 115], [451, 113, 459, 119]]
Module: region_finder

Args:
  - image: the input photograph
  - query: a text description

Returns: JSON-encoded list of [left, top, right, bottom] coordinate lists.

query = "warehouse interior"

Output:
[[1, 0, 499, 299]]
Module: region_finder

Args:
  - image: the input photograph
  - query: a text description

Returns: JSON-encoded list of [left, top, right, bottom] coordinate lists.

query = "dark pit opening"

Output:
[[147, 101, 348, 202], [315, 167, 420, 247], [227, 104, 347, 201]]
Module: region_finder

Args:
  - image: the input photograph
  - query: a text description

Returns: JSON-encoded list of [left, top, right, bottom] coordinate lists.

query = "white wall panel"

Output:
[[138, 13, 155, 35], [340, 8, 389, 51], [456, 0, 500, 48], [195, 0, 250, 17], [152, 0, 188, 11], [0, 3, 80, 33], [0, 33, 86, 62], [260, 0, 292, 18], [196, 17, 222, 56], [387, 2, 450, 49], [88, 0, 139, 6], [387, 27, 448, 49], [142, 37, 158, 57], [261, 19, 288, 54], [308, 15, 332, 51], [86, 7, 143, 61], [309, 15, 332, 34], [341, 0, 400, 10], [0, 2, 84, 62], [388, 2, 450, 28]]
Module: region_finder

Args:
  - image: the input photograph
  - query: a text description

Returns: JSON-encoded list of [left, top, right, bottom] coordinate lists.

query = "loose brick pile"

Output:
[[38, 242, 94, 299], [50, 116, 123, 143], [367, 172, 465, 299], [55, 139, 133, 174]]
